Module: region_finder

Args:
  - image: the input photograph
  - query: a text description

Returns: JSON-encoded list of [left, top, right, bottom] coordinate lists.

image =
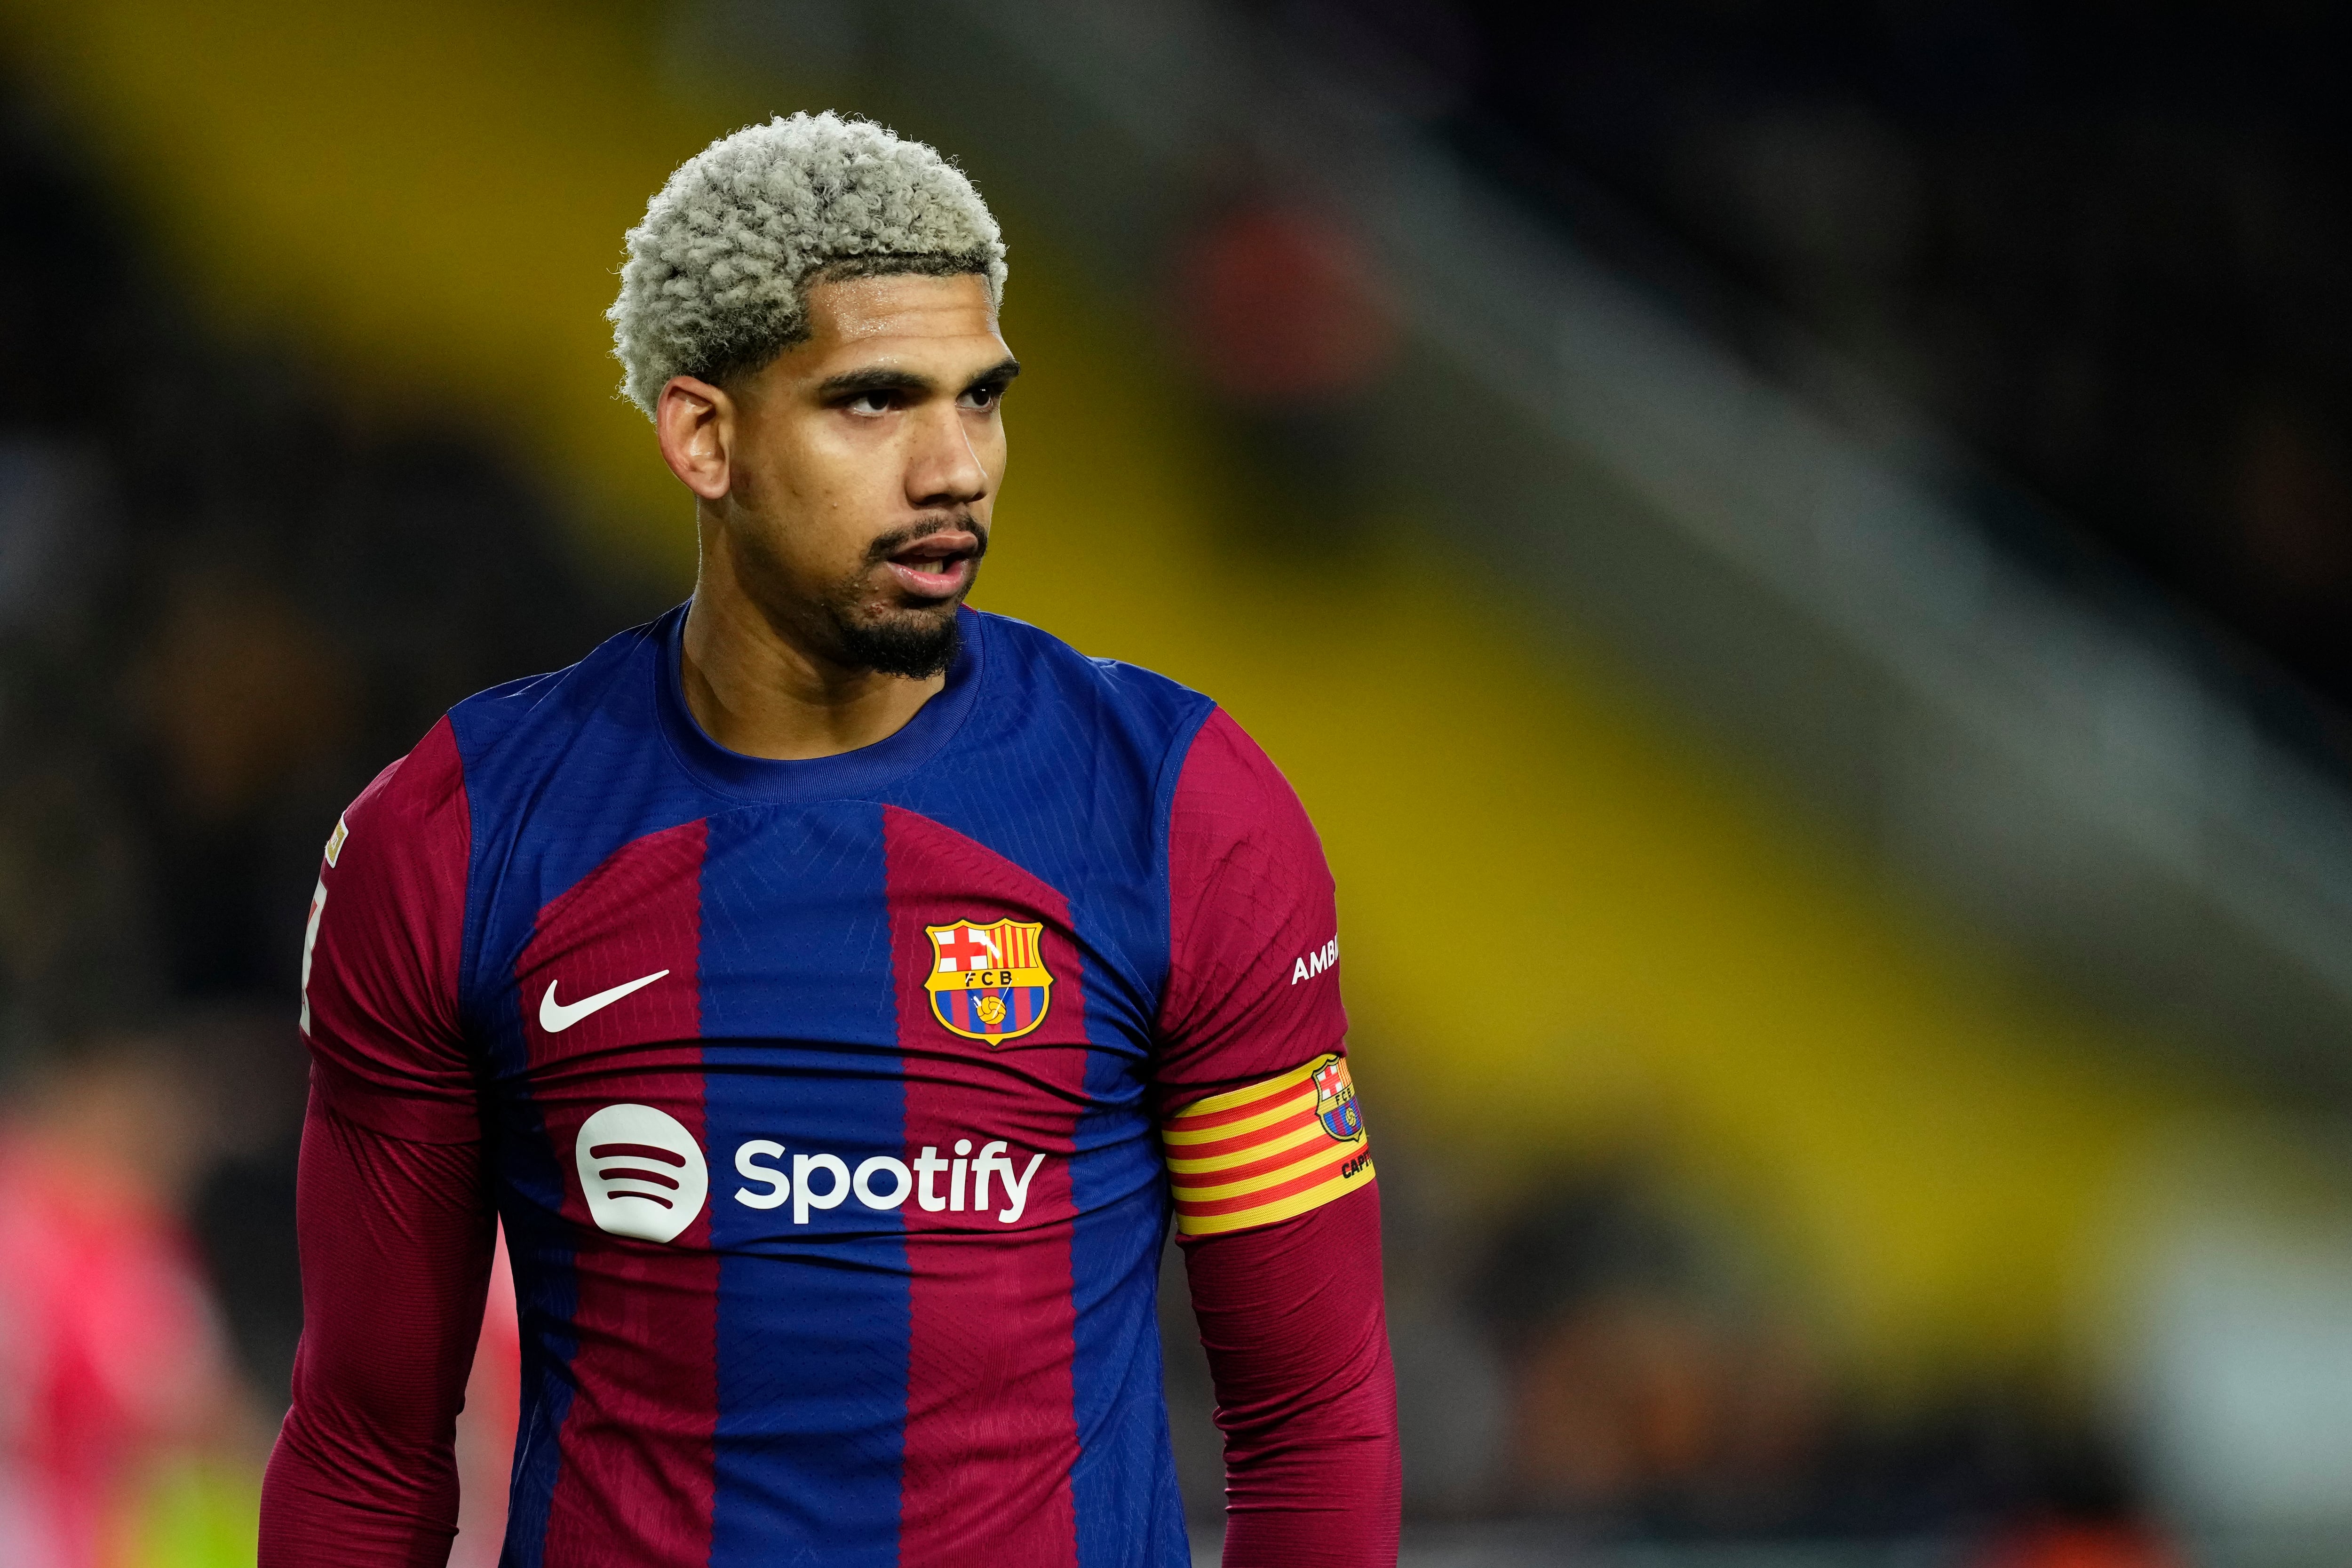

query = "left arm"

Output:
[[1157, 708, 1402, 1566], [1184, 1186, 1399, 1568]]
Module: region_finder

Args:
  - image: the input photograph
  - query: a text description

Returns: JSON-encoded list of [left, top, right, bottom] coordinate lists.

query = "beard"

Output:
[[798, 514, 985, 679], [826, 596, 963, 678]]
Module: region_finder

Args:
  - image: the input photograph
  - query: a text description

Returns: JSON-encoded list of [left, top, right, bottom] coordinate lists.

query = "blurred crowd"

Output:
[[1259, 0, 2352, 756], [0, 78, 630, 1563]]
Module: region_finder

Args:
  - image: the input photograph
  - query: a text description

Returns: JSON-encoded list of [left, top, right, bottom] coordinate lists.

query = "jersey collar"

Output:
[[652, 600, 986, 804]]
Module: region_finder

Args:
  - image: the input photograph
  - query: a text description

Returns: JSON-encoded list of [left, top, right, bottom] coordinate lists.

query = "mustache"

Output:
[[864, 513, 990, 565]]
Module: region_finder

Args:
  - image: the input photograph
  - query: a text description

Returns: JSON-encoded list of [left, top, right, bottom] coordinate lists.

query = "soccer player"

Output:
[[258, 113, 1399, 1566]]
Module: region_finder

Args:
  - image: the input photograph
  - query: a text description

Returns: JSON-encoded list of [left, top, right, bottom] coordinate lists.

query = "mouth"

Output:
[[879, 527, 982, 601]]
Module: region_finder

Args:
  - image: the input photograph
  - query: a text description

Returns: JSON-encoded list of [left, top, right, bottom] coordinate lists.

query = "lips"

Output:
[[882, 530, 981, 599]]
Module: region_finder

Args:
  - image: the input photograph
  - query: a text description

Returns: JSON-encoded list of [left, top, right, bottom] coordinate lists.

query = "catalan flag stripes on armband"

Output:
[[1162, 1053, 1374, 1237]]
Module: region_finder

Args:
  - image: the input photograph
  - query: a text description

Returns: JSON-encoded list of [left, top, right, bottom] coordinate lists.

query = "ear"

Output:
[[656, 375, 735, 501]]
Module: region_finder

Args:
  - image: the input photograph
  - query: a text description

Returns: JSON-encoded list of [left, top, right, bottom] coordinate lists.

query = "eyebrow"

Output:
[[815, 357, 1022, 401]]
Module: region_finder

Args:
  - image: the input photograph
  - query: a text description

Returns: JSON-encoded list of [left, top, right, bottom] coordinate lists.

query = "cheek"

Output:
[[795, 422, 912, 512], [968, 424, 1009, 494], [740, 436, 873, 559]]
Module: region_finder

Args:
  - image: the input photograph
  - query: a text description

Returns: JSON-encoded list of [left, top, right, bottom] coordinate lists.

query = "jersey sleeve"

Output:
[[260, 1086, 495, 1566], [1184, 1186, 1401, 1568], [262, 716, 491, 1564], [298, 716, 477, 1145], [1158, 712, 1399, 1561], [1156, 708, 1371, 1238]]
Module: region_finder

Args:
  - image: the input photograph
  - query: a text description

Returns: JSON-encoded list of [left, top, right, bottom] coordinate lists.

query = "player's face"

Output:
[[725, 272, 1016, 677]]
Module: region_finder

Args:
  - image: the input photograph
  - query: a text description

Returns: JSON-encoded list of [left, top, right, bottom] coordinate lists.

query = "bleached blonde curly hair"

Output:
[[608, 111, 1008, 417]]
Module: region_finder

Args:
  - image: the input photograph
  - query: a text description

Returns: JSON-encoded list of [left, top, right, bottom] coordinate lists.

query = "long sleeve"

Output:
[[1157, 707, 1402, 1563], [259, 1089, 493, 1564], [1184, 1184, 1400, 1567], [258, 715, 492, 1562]]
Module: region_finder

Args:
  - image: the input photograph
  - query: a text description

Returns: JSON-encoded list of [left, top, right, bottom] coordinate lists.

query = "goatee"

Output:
[[820, 514, 984, 677], [830, 605, 961, 679]]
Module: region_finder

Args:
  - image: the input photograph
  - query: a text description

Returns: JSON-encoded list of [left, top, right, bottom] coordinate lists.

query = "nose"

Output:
[[904, 401, 991, 510]]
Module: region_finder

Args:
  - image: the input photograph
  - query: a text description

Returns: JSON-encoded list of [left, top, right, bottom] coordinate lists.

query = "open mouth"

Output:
[[880, 528, 982, 600]]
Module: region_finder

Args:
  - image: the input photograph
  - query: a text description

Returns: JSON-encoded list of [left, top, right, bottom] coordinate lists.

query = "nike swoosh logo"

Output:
[[540, 970, 671, 1033]]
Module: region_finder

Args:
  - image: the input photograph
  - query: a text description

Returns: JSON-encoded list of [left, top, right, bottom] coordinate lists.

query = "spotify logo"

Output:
[[575, 1103, 709, 1244]]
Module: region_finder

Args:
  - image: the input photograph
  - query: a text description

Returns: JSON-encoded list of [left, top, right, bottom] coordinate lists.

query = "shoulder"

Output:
[[338, 716, 468, 870], [443, 613, 669, 769], [1167, 705, 1328, 899], [1171, 707, 1298, 813], [965, 613, 1317, 841], [339, 613, 670, 873], [972, 610, 1216, 746]]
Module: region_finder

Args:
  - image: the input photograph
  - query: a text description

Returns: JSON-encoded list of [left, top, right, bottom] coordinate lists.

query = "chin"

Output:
[[835, 601, 963, 679]]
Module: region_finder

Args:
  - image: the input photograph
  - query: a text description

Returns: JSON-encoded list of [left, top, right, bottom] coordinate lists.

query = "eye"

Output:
[[960, 382, 1007, 412], [845, 390, 897, 415]]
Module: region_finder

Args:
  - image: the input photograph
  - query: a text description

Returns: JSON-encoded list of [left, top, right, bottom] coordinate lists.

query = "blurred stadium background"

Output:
[[1, 3, 2351, 1564]]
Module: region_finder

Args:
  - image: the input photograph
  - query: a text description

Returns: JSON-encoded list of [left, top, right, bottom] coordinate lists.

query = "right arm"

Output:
[[258, 718, 493, 1566], [260, 1093, 492, 1563]]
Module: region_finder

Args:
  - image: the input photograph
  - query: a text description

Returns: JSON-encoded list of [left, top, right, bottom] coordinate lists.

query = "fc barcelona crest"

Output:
[[1311, 1057, 1364, 1142], [924, 918, 1054, 1045]]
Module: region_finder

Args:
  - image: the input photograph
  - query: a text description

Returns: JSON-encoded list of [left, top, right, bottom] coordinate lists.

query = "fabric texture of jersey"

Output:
[[289, 604, 1357, 1568]]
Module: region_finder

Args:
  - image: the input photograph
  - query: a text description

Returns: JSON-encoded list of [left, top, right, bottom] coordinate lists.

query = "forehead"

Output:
[[798, 272, 1004, 365]]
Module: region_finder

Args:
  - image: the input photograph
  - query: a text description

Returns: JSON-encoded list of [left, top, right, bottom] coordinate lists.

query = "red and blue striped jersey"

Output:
[[287, 604, 1364, 1567]]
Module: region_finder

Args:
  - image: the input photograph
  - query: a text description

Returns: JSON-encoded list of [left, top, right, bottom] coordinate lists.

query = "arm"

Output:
[[259, 1090, 493, 1564], [1184, 1187, 1399, 1568], [258, 717, 490, 1564], [1157, 708, 1403, 1566]]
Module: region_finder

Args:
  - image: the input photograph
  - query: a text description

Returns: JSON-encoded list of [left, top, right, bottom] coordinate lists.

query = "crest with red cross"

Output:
[[1311, 1057, 1363, 1141], [922, 917, 1054, 1045]]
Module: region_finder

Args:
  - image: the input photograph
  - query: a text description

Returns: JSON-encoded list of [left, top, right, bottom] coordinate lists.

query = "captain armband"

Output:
[[1162, 1053, 1374, 1237]]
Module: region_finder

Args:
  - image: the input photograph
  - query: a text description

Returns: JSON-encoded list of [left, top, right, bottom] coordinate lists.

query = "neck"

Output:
[[680, 536, 949, 763]]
